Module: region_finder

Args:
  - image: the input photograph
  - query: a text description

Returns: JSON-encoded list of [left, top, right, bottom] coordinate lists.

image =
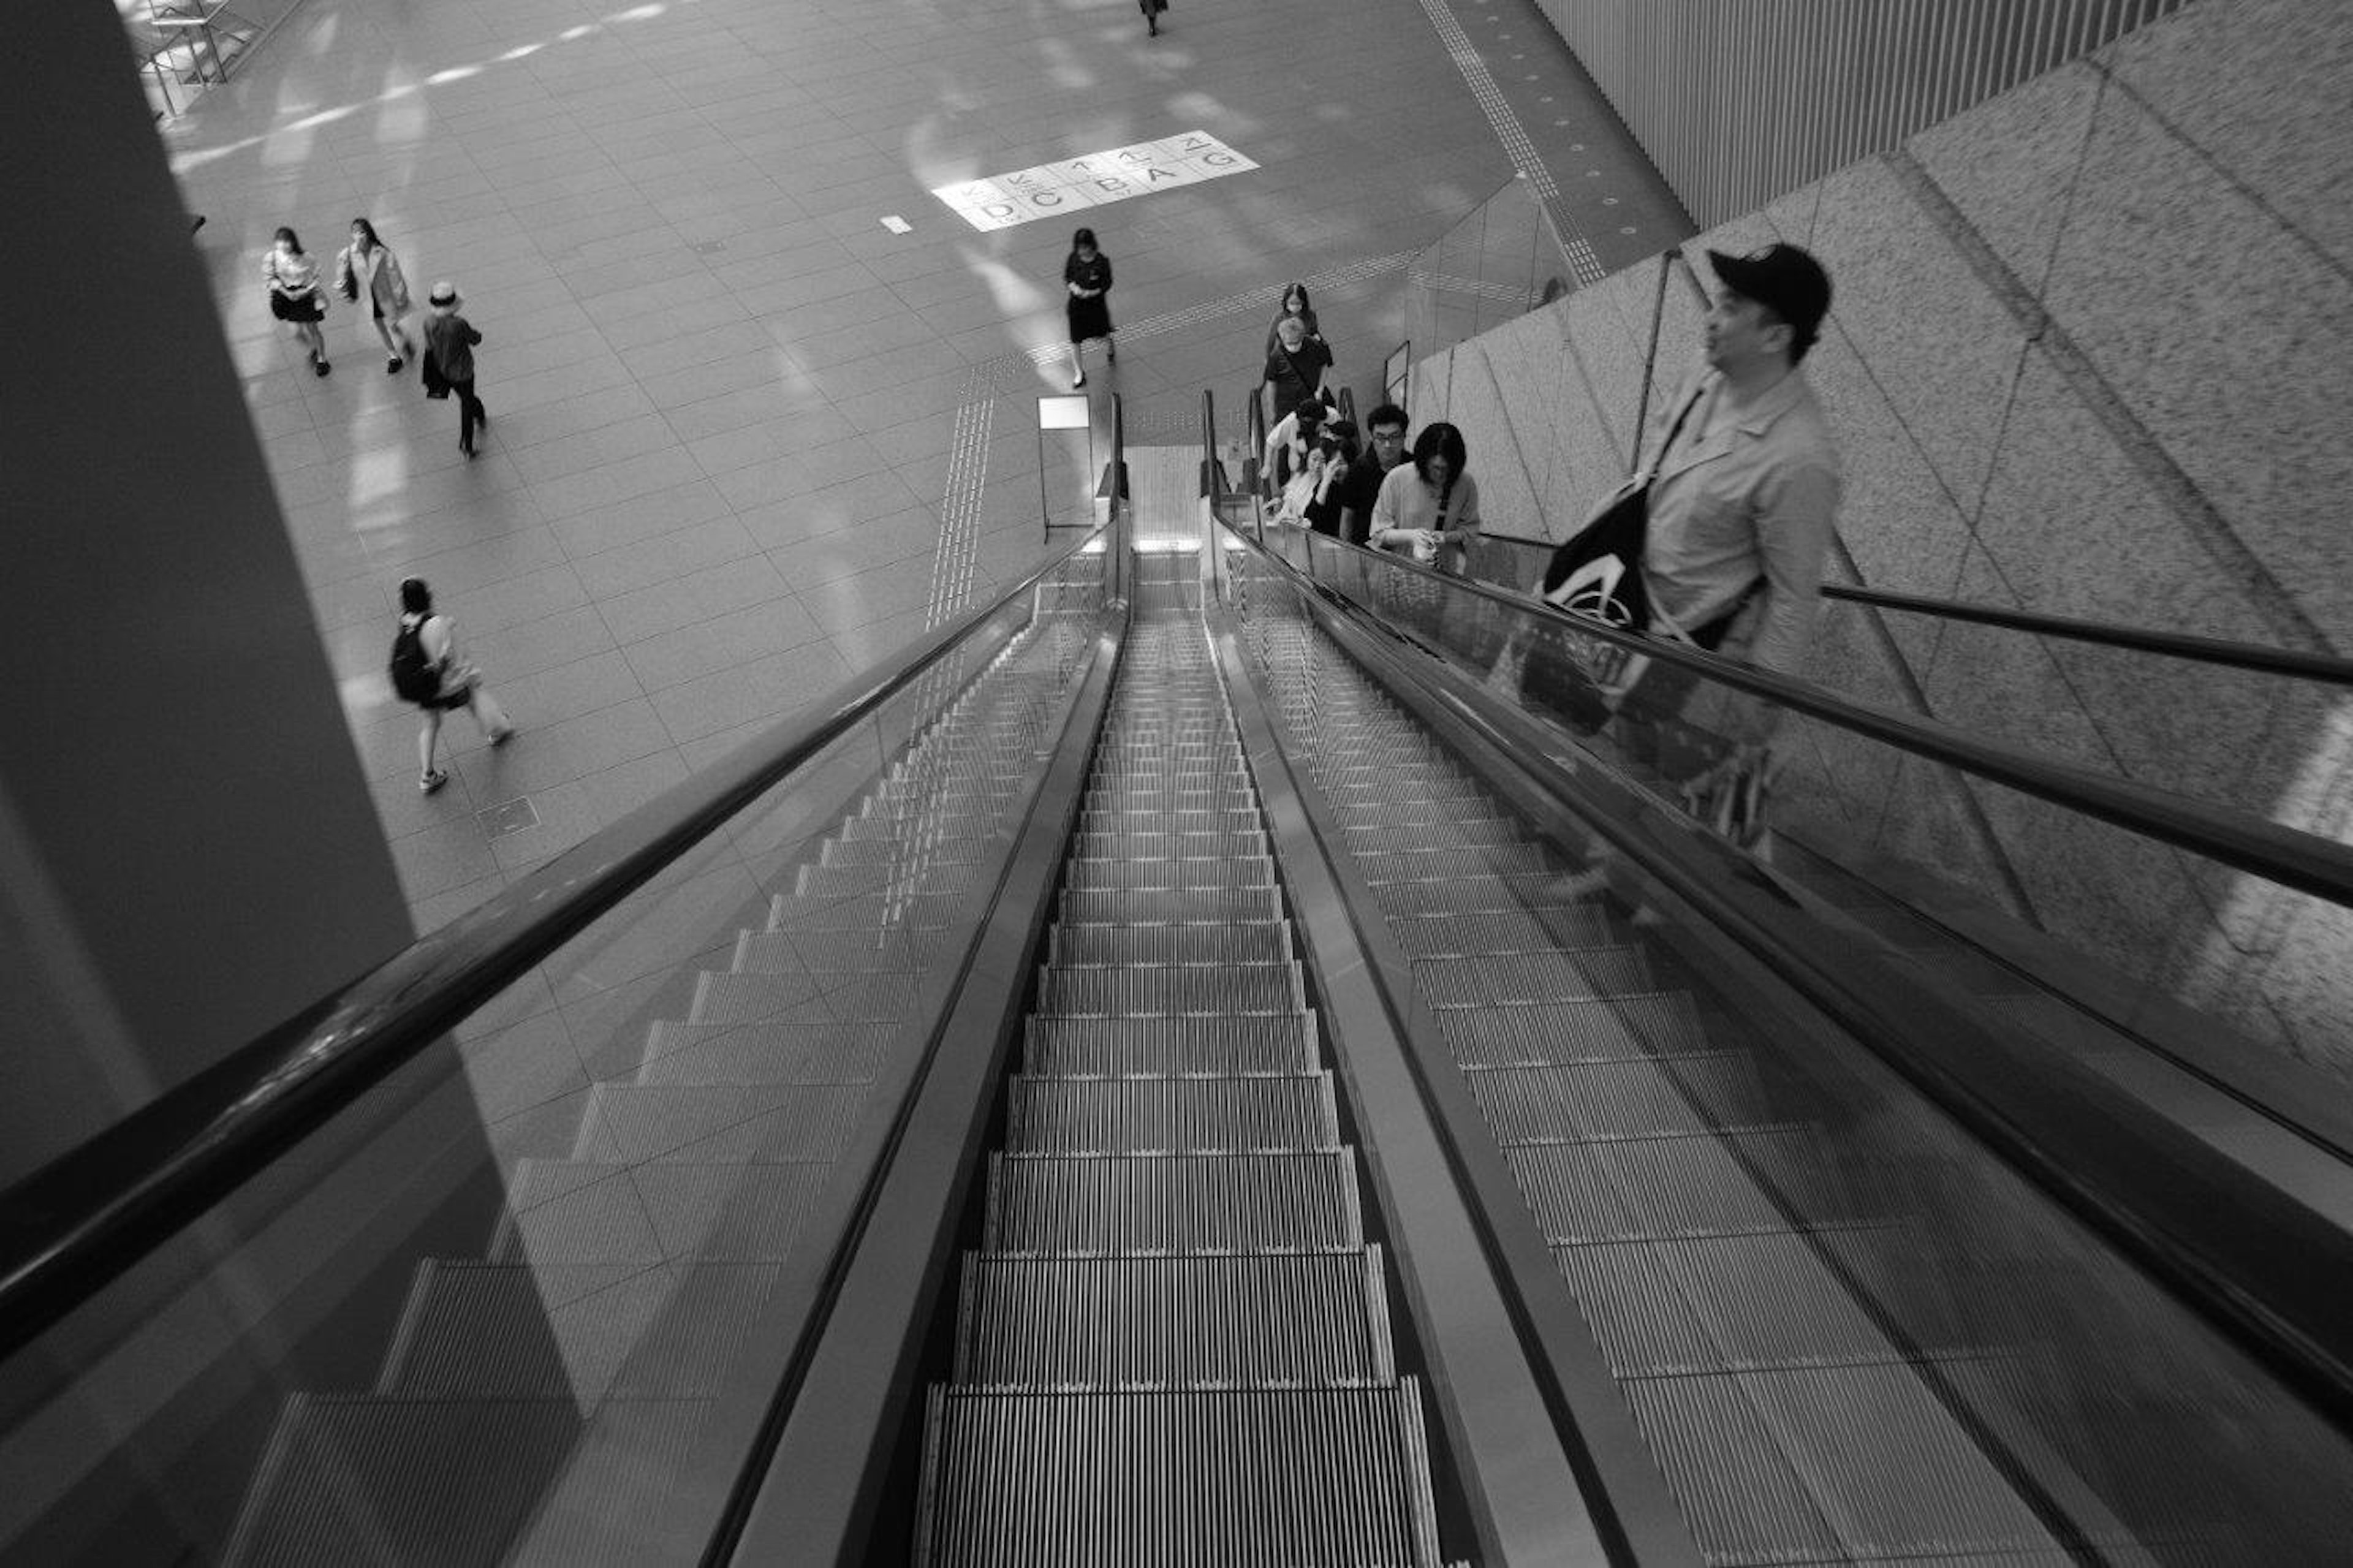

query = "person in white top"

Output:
[[1371, 423, 1481, 574], [1261, 398, 1332, 499], [397, 578, 514, 795], [335, 218, 417, 375], [262, 227, 330, 376]]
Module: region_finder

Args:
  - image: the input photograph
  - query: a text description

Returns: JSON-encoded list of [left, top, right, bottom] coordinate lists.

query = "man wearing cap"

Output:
[[1626, 242, 1841, 765], [422, 280, 489, 458]]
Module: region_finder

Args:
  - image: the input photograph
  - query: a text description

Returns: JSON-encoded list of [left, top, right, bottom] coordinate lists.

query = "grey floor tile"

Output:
[[572, 513, 763, 599], [547, 477, 737, 560], [646, 643, 846, 745], [597, 553, 795, 645], [621, 595, 826, 692], [452, 698, 676, 798], [493, 647, 647, 729], [392, 814, 507, 903]]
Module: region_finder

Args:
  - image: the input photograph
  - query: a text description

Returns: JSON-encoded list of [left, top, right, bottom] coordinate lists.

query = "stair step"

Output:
[[841, 807, 1000, 841], [1360, 871, 1606, 916], [731, 926, 954, 973], [1078, 806, 1262, 835], [1061, 858, 1275, 893], [913, 1383, 1444, 1567], [952, 1248, 1395, 1387], [819, 835, 1002, 868], [1315, 792, 1492, 825], [1048, 922, 1290, 967], [1438, 993, 1711, 1066], [1059, 886, 1283, 924], [1023, 1015, 1319, 1077], [1507, 1129, 1862, 1244], [638, 1020, 896, 1085], [1385, 906, 1619, 955], [1352, 843, 1568, 882], [225, 1394, 702, 1568], [766, 889, 965, 933], [1341, 818, 1528, 852], [1036, 961, 1303, 1016], [571, 1081, 868, 1164], [983, 1152, 1362, 1254], [1004, 1073, 1339, 1153], [1466, 1054, 1771, 1142], [378, 1260, 781, 1398], [689, 969, 910, 1025], [1412, 947, 1653, 1004], [792, 858, 987, 900], [494, 1161, 836, 1265], [1069, 828, 1267, 860]]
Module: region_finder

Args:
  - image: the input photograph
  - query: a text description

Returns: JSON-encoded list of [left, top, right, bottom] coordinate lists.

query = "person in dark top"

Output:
[[1139, 0, 1165, 36], [1335, 401, 1409, 546], [1260, 313, 1333, 423], [1063, 227, 1115, 388], [1302, 420, 1359, 537], [1263, 281, 1320, 357], [422, 280, 488, 457]]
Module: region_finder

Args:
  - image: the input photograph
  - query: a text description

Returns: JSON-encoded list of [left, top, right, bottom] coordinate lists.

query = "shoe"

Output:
[[1073, 370, 1086, 388], [387, 356, 404, 373], [1107, 340, 1116, 363], [489, 725, 515, 747], [314, 358, 332, 377], [461, 444, 476, 459], [420, 768, 449, 795]]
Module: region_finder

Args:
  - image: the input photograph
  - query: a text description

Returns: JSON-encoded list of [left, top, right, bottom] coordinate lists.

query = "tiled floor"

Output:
[[164, 0, 1683, 930]]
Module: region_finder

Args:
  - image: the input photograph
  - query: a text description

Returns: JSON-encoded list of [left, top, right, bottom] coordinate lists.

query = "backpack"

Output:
[[388, 615, 443, 703]]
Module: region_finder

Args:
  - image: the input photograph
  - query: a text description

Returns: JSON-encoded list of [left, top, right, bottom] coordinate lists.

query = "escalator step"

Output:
[[1438, 993, 1711, 1066], [1624, 1363, 2059, 1561], [1465, 1053, 1775, 1142], [1023, 1014, 1319, 1077], [952, 1249, 1393, 1387], [377, 1260, 781, 1398], [1062, 858, 1276, 892], [1082, 786, 1256, 812], [1036, 961, 1303, 1016], [1552, 1231, 1931, 1376], [1069, 828, 1268, 860], [793, 858, 987, 900], [638, 1018, 895, 1084], [494, 1160, 836, 1266], [914, 1383, 1444, 1567], [1078, 806, 1261, 835], [1352, 843, 1567, 882], [570, 1081, 868, 1164], [731, 926, 950, 974], [1059, 886, 1284, 924], [690, 969, 909, 1025], [1317, 790, 1493, 824], [1341, 818, 1530, 852], [1412, 948, 1653, 1004], [1385, 906, 1620, 955], [819, 835, 1004, 868], [1357, 871, 1604, 916], [1050, 921, 1290, 966], [765, 888, 965, 934], [840, 806, 999, 841], [984, 1152, 1362, 1253], [1004, 1073, 1339, 1153], [1506, 1129, 1860, 1244]]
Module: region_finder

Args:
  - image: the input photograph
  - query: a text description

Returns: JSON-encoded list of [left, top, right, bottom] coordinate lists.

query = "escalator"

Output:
[[10, 429, 2353, 1565]]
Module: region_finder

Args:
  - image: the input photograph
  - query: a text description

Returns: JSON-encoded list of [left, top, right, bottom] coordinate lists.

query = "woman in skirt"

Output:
[[263, 227, 330, 376], [1063, 227, 1114, 389], [335, 218, 417, 374]]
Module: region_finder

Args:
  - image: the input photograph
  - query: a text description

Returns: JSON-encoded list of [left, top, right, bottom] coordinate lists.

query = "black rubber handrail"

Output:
[[0, 522, 1112, 1361], [1278, 528, 2353, 910], [1471, 526, 2353, 686]]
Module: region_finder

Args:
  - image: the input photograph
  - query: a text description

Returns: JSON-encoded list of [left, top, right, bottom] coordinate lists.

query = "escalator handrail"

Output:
[[1279, 527, 2353, 911], [1470, 526, 2353, 686], [0, 521, 1113, 1362]]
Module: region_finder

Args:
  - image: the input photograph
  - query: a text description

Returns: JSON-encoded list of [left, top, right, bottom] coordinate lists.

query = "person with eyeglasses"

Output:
[[1336, 402, 1410, 547]]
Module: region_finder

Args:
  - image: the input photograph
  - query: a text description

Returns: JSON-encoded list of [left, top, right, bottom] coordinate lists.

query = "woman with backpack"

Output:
[[334, 218, 417, 374], [390, 577, 513, 794]]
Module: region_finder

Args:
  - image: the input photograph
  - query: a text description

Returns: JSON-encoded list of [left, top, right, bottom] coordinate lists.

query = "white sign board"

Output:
[[933, 131, 1257, 232]]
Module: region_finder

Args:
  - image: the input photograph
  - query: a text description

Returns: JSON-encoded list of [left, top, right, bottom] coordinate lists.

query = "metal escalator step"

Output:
[[377, 1260, 781, 1398], [1342, 818, 1530, 852], [1062, 858, 1276, 892], [1552, 1230, 1933, 1376], [1624, 1363, 2059, 1561], [731, 926, 952, 973], [1004, 1073, 1339, 1153], [914, 1382, 1444, 1567], [1069, 828, 1268, 860], [841, 807, 999, 841], [1023, 1015, 1319, 1077], [1078, 806, 1260, 835], [1083, 784, 1256, 810], [494, 1160, 837, 1265], [793, 858, 986, 900], [1059, 886, 1284, 924], [638, 1019, 895, 1085], [1316, 790, 1493, 824], [952, 1248, 1395, 1386], [1465, 1053, 1775, 1142], [1438, 993, 1712, 1066], [984, 1152, 1362, 1253], [1506, 1129, 1860, 1244], [690, 969, 909, 1024], [1413, 947, 1653, 1004], [819, 835, 1002, 868], [765, 889, 964, 933], [1049, 922, 1289, 966], [1386, 906, 1621, 955], [1352, 843, 1567, 882], [1036, 961, 1304, 1017], [1363, 871, 1608, 916], [571, 1081, 868, 1163]]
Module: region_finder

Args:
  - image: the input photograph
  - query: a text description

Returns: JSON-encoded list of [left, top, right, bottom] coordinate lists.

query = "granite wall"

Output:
[[1405, 0, 2353, 1075]]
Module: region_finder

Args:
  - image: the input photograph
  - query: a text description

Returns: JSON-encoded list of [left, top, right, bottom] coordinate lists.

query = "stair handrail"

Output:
[[1466, 526, 2353, 686], [0, 521, 1115, 1361], [1278, 531, 2353, 911]]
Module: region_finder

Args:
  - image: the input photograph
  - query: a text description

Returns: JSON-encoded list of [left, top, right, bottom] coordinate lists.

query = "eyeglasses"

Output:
[[1370, 430, 1406, 444]]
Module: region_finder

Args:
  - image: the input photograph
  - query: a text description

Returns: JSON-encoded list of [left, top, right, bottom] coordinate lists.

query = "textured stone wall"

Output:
[[1408, 0, 2353, 1075]]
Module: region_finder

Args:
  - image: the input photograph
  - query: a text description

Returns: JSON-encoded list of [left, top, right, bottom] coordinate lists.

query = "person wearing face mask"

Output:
[[1371, 422, 1480, 574]]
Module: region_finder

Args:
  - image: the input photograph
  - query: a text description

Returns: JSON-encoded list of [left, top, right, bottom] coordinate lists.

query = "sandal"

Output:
[[420, 768, 449, 795]]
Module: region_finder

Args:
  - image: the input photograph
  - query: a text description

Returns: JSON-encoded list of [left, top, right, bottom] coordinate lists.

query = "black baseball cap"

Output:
[[1705, 243, 1832, 345]]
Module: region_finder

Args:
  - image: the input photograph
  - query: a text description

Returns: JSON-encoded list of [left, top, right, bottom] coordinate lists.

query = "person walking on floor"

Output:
[[335, 218, 417, 374], [1140, 0, 1166, 36], [390, 577, 514, 795], [263, 227, 331, 376], [422, 281, 488, 457], [1064, 227, 1115, 388]]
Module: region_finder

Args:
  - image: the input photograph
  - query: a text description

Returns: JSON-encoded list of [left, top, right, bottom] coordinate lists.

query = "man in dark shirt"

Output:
[[1260, 314, 1333, 423], [1335, 402, 1409, 546]]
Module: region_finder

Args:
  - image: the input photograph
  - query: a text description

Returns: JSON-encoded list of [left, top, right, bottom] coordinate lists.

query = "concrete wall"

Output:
[[1408, 0, 2353, 1075], [0, 0, 418, 1186]]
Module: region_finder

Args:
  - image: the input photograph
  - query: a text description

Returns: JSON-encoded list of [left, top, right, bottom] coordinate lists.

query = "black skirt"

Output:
[[270, 290, 324, 324], [1067, 294, 1113, 345]]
